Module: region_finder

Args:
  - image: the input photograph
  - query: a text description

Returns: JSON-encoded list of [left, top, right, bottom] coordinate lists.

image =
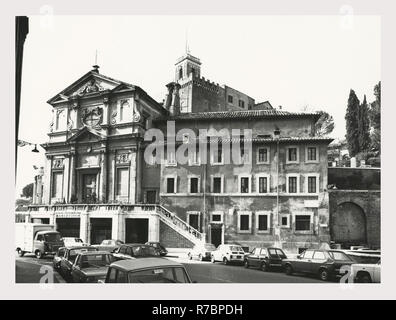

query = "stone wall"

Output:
[[159, 221, 194, 248]]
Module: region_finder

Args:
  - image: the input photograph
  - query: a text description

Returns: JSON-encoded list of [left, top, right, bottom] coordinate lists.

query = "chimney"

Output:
[[169, 83, 181, 116], [278, 105, 282, 110], [164, 82, 175, 111]]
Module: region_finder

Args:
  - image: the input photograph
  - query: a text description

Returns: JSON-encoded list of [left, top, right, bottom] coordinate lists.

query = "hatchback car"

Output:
[[145, 241, 168, 256], [244, 247, 287, 271], [188, 243, 217, 261], [102, 257, 193, 283], [282, 249, 354, 281], [70, 251, 115, 283], [112, 243, 159, 260], [211, 244, 245, 265]]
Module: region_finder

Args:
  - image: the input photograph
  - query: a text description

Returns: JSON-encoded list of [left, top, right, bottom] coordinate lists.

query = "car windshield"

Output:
[[229, 246, 243, 252], [128, 267, 190, 283], [204, 244, 216, 250], [132, 246, 157, 257], [80, 254, 114, 268], [328, 251, 352, 261], [75, 238, 83, 243], [44, 233, 62, 242]]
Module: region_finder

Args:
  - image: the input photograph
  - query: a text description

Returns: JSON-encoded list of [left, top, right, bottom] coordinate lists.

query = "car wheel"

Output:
[[359, 273, 372, 283], [211, 255, 215, 263], [319, 269, 330, 281], [198, 254, 203, 262], [223, 257, 228, 265], [35, 250, 43, 259], [261, 262, 268, 272], [244, 260, 249, 268], [285, 264, 293, 275], [17, 249, 24, 257]]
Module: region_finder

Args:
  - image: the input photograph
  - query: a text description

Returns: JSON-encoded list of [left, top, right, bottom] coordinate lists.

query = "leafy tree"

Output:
[[314, 111, 335, 136], [369, 81, 381, 152], [21, 183, 34, 198], [358, 95, 371, 151], [345, 89, 360, 157]]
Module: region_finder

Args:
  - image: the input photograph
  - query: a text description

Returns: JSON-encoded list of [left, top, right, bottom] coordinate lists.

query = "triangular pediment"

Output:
[[47, 70, 126, 105], [67, 126, 107, 143]]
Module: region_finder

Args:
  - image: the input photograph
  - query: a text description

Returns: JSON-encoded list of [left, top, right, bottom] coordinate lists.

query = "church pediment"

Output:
[[47, 70, 124, 105], [67, 126, 107, 143]]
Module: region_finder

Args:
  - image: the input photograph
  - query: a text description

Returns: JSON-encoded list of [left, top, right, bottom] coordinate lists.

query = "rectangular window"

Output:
[[288, 148, 298, 162], [212, 214, 222, 222], [52, 172, 63, 198], [238, 100, 245, 108], [258, 177, 268, 193], [258, 215, 268, 231], [288, 176, 297, 193], [240, 215, 250, 231], [308, 176, 317, 193], [116, 168, 129, 196], [166, 177, 175, 193], [240, 177, 250, 193], [307, 147, 317, 161], [228, 95, 233, 103], [295, 215, 311, 231], [190, 177, 199, 194], [212, 142, 223, 164], [166, 150, 176, 165], [258, 148, 268, 163], [212, 177, 222, 193]]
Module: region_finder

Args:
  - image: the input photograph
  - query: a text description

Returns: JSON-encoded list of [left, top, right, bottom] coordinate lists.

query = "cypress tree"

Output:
[[345, 89, 360, 157], [358, 95, 371, 152]]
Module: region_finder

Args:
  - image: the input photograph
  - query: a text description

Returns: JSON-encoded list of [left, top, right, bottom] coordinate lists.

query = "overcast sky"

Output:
[[16, 15, 380, 197]]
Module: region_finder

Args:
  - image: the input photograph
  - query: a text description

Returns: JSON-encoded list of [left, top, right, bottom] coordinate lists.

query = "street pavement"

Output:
[[15, 253, 323, 283]]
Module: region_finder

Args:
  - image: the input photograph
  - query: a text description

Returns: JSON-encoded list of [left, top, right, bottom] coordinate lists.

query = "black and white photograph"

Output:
[[5, 0, 395, 305]]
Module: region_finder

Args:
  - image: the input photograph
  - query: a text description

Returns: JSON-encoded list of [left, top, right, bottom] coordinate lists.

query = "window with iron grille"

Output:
[[308, 176, 317, 193], [288, 148, 298, 162], [307, 147, 317, 161], [295, 215, 311, 231], [258, 215, 268, 231], [240, 177, 250, 193], [258, 177, 268, 193], [288, 176, 297, 193]]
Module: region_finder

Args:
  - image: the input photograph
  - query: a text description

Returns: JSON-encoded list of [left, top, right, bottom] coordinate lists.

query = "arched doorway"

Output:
[[331, 202, 367, 248]]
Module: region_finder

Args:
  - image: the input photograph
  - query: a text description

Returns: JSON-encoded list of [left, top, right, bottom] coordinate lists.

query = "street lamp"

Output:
[[274, 128, 281, 248]]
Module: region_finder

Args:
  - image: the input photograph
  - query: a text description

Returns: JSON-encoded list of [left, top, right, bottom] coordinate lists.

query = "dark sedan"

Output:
[[112, 243, 160, 260], [282, 249, 354, 281], [244, 247, 287, 271], [70, 251, 115, 283], [145, 241, 168, 256]]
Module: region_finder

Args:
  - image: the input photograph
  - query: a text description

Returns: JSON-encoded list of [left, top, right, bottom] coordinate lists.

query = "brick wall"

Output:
[[159, 221, 194, 248]]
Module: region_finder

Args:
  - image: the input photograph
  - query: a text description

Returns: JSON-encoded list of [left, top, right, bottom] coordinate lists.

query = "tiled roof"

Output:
[[156, 110, 322, 122]]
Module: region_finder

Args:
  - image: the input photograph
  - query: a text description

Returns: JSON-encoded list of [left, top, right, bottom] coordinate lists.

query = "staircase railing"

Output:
[[155, 205, 204, 242]]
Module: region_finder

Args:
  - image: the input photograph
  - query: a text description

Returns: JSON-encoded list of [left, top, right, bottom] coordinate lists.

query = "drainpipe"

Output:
[[274, 129, 281, 248]]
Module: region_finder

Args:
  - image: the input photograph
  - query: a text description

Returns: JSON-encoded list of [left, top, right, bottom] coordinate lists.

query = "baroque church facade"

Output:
[[28, 53, 332, 253]]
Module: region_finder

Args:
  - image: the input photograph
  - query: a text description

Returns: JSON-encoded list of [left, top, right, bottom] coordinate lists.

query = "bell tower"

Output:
[[174, 52, 201, 84]]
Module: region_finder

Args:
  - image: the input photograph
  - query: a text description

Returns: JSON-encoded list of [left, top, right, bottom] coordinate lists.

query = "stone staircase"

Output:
[[155, 205, 204, 246]]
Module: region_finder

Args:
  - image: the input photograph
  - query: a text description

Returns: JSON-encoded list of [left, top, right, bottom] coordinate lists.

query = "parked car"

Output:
[[282, 249, 355, 281], [145, 241, 168, 256], [52, 247, 66, 271], [58, 246, 98, 280], [112, 243, 159, 260], [92, 239, 124, 252], [102, 257, 193, 283], [343, 250, 381, 264], [62, 237, 88, 247], [188, 243, 217, 261], [350, 260, 381, 283], [210, 244, 245, 265], [244, 247, 287, 271], [70, 250, 115, 283]]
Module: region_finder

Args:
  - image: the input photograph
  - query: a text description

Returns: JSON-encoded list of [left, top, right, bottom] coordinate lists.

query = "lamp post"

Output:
[[273, 128, 281, 248]]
